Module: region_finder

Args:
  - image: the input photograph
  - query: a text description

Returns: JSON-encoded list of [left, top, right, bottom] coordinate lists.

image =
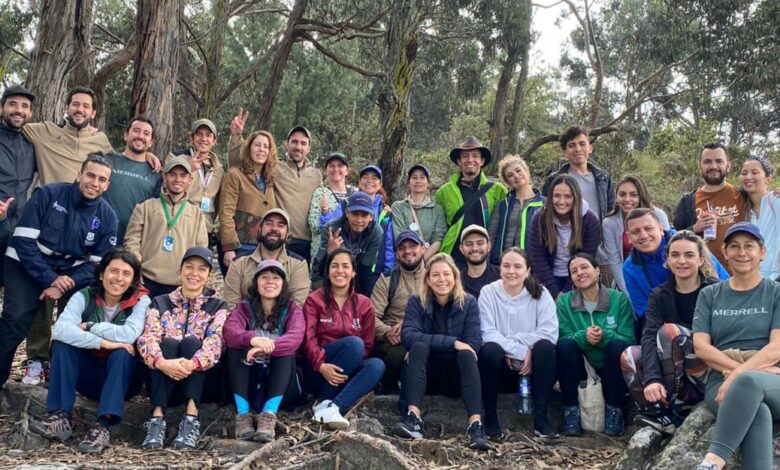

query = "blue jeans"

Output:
[[302, 336, 385, 413], [47, 341, 141, 426]]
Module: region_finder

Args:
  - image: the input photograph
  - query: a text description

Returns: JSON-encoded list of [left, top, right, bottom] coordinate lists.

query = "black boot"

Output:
[[533, 404, 559, 438]]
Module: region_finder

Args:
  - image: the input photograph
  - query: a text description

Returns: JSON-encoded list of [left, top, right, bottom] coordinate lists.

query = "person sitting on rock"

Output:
[[620, 231, 717, 434], [137, 247, 229, 451], [223, 259, 304, 443], [392, 253, 492, 452], [29, 249, 149, 454], [556, 252, 635, 437], [302, 248, 385, 430], [478, 248, 559, 439], [693, 223, 780, 470]]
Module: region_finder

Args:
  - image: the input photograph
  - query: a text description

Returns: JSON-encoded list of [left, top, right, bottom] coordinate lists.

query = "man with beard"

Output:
[[0, 154, 117, 388], [436, 136, 507, 267], [124, 157, 208, 298], [222, 208, 310, 308], [0, 85, 36, 288], [459, 225, 500, 299], [673, 143, 748, 268], [371, 230, 426, 391], [102, 117, 162, 243]]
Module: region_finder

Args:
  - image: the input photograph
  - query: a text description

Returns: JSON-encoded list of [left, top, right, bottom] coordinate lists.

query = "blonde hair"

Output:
[[498, 155, 531, 186], [666, 230, 718, 279], [240, 130, 278, 185], [419, 253, 466, 308]]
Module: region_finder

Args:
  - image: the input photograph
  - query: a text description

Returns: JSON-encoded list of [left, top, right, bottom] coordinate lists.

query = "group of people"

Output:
[[0, 84, 778, 468]]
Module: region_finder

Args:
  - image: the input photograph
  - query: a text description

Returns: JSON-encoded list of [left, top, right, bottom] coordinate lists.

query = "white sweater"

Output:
[[478, 280, 558, 360]]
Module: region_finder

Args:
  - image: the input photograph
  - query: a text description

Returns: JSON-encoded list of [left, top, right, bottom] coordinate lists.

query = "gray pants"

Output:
[[705, 370, 780, 468]]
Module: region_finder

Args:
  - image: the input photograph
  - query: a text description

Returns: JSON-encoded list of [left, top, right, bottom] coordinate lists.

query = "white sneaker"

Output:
[[312, 399, 332, 419], [313, 402, 349, 430], [21, 360, 45, 385]]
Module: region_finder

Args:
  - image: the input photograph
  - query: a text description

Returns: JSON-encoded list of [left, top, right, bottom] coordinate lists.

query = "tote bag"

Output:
[[578, 359, 604, 432]]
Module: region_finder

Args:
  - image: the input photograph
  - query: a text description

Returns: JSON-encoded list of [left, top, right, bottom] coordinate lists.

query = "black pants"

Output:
[[556, 338, 629, 408], [148, 337, 206, 412], [142, 277, 179, 301], [226, 349, 299, 413], [372, 341, 406, 392], [478, 340, 556, 422], [285, 239, 311, 265], [400, 341, 483, 417], [0, 230, 9, 288]]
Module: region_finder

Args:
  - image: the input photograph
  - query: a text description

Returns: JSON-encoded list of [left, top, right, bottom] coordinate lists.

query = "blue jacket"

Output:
[[623, 231, 729, 318], [401, 293, 482, 354], [489, 190, 545, 264], [6, 183, 118, 289]]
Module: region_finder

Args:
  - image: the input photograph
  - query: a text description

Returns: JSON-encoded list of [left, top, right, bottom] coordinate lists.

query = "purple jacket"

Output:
[[223, 300, 304, 357]]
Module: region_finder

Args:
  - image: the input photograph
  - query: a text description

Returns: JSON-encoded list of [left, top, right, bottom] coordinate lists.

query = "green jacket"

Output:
[[434, 172, 507, 254], [556, 287, 635, 369]]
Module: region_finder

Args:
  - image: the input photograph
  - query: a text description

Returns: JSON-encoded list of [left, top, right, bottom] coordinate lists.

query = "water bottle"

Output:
[[518, 376, 533, 415], [703, 202, 717, 241]]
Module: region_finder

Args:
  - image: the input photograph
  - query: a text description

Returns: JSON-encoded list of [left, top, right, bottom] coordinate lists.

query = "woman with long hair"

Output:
[[391, 164, 447, 261], [308, 152, 357, 261], [30, 249, 150, 454], [620, 231, 716, 433], [556, 252, 635, 437], [219, 130, 278, 270], [357, 165, 395, 273], [224, 259, 304, 442], [301, 247, 385, 429], [478, 248, 559, 438], [739, 156, 779, 279], [602, 175, 670, 292], [527, 174, 601, 298], [693, 223, 780, 470], [392, 253, 491, 451], [488, 156, 545, 264]]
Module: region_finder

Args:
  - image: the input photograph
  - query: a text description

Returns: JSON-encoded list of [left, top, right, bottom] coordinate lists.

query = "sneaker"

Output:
[[141, 417, 167, 450], [636, 409, 676, 435], [254, 412, 276, 443], [696, 461, 720, 470], [561, 406, 582, 436], [466, 421, 492, 451], [533, 409, 559, 438], [21, 360, 45, 385], [313, 402, 349, 430], [234, 413, 254, 441], [604, 404, 624, 437], [29, 411, 74, 441], [312, 399, 332, 418], [78, 423, 110, 453], [392, 411, 423, 440], [172, 415, 201, 450]]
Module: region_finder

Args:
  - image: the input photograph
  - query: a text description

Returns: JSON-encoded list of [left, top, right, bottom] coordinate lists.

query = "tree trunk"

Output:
[[378, 0, 423, 199], [130, 0, 182, 158], [506, 0, 532, 155], [486, 48, 519, 174], [200, 0, 228, 119], [70, 0, 95, 88], [90, 31, 138, 131], [25, 0, 89, 122], [254, 0, 307, 131]]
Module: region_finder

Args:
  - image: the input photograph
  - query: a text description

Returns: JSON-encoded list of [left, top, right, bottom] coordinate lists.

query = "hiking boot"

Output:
[[466, 421, 492, 451], [254, 412, 276, 443], [234, 413, 254, 441], [533, 407, 559, 438], [604, 404, 624, 437], [141, 417, 167, 450], [636, 408, 677, 435], [392, 411, 423, 440], [561, 406, 582, 436], [172, 415, 201, 450], [78, 423, 110, 453], [22, 360, 46, 385], [29, 411, 74, 441], [313, 402, 349, 430]]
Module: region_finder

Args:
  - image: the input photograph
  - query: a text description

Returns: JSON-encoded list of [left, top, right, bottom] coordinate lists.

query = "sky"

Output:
[[529, 1, 577, 74]]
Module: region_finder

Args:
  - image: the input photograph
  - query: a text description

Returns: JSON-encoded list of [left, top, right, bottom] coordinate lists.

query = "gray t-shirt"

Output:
[[102, 153, 162, 243], [692, 278, 780, 352], [568, 169, 600, 218]]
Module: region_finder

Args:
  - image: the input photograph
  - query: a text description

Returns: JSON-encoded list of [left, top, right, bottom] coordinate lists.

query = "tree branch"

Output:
[[92, 30, 138, 92], [294, 24, 385, 39], [216, 38, 281, 103], [183, 8, 289, 46], [178, 76, 204, 108], [300, 32, 384, 79], [0, 40, 30, 61], [94, 23, 127, 45]]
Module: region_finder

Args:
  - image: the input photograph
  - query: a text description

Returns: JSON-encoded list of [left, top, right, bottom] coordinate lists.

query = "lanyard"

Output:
[[160, 196, 187, 231], [198, 166, 213, 189]]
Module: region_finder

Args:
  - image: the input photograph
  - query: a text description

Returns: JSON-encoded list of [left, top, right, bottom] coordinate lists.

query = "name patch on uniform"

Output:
[[90, 217, 101, 230], [53, 201, 67, 213]]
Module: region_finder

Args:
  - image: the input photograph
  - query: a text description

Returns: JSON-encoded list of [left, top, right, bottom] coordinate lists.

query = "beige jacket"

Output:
[[222, 246, 310, 309], [371, 262, 426, 340], [23, 121, 113, 184], [229, 136, 322, 240], [178, 151, 224, 234], [124, 192, 209, 285], [218, 166, 276, 251]]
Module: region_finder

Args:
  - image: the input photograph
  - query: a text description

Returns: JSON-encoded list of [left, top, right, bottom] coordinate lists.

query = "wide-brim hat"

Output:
[[449, 136, 491, 166]]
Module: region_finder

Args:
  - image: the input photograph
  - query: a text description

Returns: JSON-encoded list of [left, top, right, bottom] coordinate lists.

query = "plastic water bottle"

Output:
[[703, 202, 717, 241], [518, 376, 533, 415]]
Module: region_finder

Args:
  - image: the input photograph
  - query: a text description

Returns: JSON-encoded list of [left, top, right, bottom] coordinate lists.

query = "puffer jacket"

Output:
[[401, 293, 482, 354]]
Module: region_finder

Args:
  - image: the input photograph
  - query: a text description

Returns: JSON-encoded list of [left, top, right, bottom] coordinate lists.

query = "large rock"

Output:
[[651, 405, 716, 469], [614, 426, 665, 470]]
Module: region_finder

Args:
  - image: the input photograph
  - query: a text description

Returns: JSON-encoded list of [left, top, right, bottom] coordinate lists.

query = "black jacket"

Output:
[[401, 294, 482, 354], [0, 122, 36, 232], [641, 275, 720, 385], [672, 191, 697, 232], [542, 161, 614, 220]]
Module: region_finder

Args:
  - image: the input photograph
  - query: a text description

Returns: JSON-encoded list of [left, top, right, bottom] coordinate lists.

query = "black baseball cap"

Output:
[[1, 84, 35, 103], [181, 246, 213, 268], [325, 152, 349, 167]]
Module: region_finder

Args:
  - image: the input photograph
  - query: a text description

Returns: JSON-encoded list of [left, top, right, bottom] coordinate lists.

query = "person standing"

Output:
[[308, 152, 357, 262], [458, 225, 500, 299], [738, 156, 780, 279], [357, 165, 395, 274], [391, 164, 447, 261]]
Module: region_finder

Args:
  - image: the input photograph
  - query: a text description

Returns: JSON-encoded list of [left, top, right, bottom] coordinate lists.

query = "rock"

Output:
[[651, 405, 715, 469], [348, 417, 385, 436], [614, 426, 665, 470], [327, 432, 416, 470]]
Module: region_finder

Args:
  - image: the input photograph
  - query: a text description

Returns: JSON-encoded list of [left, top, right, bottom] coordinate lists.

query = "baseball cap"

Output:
[[407, 164, 430, 179], [359, 165, 383, 181], [460, 224, 489, 243], [286, 125, 311, 141], [346, 191, 374, 214], [253, 259, 287, 279], [181, 246, 213, 268], [164, 156, 192, 174], [191, 118, 217, 136], [325, 152, 349, 167], [1, 84, 34, 102], [395, 230, 423, 248], [724, 222, 764, 244], [261, 208, 291, 226]]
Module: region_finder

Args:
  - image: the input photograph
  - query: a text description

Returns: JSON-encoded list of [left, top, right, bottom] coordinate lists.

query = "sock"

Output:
[[262, 396, 283, 414], [234, 394, 250, 415], [185, 414, 198, 421]]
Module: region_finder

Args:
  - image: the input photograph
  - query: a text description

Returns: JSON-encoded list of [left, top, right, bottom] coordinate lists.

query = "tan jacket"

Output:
[[229, 135, 322, 241], [222, 246, 311, 309], [23, 121, 113, 185], [177, 151, 224, 234], [124, 192, 209, 285], [371, 262, 426, 340], [219, 166, 276, 251]]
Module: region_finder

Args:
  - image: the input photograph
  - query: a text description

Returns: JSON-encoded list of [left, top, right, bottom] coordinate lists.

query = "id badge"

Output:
[[162, 235, 175, 252], [409, 222, 420, 232], [200, 196, 212, 212]]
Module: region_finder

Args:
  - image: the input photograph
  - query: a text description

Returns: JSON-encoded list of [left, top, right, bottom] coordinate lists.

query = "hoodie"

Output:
[[223, 300, 305, 356]]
